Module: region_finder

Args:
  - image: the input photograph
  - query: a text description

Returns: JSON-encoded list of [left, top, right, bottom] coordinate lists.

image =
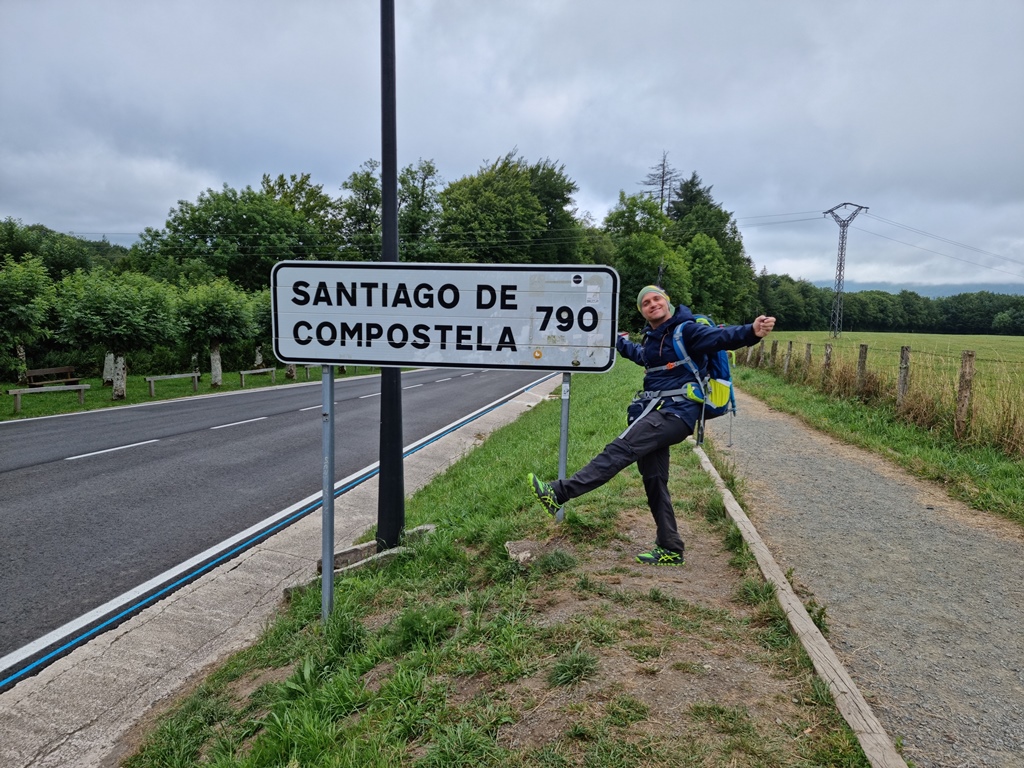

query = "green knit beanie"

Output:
[[636, 285, 675, 315]]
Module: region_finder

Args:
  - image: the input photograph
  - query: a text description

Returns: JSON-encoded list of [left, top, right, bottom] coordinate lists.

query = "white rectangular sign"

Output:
[[271, 262, 620, 372]]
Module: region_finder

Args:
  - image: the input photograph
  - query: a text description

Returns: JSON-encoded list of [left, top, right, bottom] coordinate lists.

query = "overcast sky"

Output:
[[2, 0, 1022, 293]]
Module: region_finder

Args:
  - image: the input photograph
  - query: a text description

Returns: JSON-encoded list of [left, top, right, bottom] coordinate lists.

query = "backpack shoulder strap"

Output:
[[670, 320, 702, 380]]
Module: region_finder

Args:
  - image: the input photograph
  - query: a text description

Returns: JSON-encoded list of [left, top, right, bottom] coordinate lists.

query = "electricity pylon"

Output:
[[825, 202, 868, 338]]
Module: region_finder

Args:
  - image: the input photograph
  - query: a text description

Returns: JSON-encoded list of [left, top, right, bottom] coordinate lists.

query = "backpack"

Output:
[[669, 315, 737, 420]]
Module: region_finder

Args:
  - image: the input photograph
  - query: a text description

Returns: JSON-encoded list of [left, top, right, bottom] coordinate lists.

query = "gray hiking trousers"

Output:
[[550, 409, 692, 554]]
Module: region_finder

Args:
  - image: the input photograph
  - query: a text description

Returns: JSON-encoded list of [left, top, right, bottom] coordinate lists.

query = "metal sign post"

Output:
[[320, 365, 335, 622], [556, 372, 571, 523]]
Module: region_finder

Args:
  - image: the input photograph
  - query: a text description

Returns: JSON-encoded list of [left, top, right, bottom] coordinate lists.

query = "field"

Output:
[[754, 331, 1024, 457]]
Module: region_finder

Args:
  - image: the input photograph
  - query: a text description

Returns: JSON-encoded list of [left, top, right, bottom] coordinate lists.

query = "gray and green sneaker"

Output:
[[635, 546, 685, 566], [528, 473, 561, 517]]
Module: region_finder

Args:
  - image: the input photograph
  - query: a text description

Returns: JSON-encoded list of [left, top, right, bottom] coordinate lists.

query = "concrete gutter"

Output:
[[0, 382, 556, 768]]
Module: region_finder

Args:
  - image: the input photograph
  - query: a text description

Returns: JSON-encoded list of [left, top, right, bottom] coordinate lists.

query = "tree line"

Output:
[[2, 150, 1020, 391]]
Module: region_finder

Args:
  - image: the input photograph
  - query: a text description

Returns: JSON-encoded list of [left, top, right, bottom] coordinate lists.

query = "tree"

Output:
[[666, 172, 755, 322], [35, 229, 93, 279], [992, 308, 1024, 335], [580, 219, 617, 268], [438, 152, 546, 264], [177, 279, 255, 387], [603, 192, 690, 328], [755, 271, 832, 330], [1, 218, 92, 279], [398, 159, 443, 262], [640, 151, 681, 215], [337, 160, 382, 260], [131, 184, 319, 291], [604, 191, 668, 239], [612, 233, 691, 329], [680, 233, 730, 320], [249, 289, 273, 368], [55, 271, 178, 399], [0, 217, 40, 261], [934, 292, 1003, 334], [0, 255, 55, 381], [526, 158, 586, 264], [261, 172, 343, 258]]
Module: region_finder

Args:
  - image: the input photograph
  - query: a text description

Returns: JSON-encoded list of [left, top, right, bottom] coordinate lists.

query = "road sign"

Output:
[[271, 262, 619, 372]]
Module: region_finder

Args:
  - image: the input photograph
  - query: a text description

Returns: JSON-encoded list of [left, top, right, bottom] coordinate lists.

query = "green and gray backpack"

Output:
[[670, 315, 737, 419]]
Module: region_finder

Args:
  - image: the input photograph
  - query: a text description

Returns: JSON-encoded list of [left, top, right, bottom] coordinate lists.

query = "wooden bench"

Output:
[[144, 372, 201, 397], [8, 384, 91, 412], [26, 366, 81, 387], [239, 367, 276, 387]]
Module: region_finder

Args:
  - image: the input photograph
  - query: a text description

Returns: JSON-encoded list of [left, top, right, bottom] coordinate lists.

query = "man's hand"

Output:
[[752, 315, 776, 338]]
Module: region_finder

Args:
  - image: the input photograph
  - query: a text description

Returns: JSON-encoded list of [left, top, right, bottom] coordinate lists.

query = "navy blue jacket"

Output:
[[615, 305, 758, 425]]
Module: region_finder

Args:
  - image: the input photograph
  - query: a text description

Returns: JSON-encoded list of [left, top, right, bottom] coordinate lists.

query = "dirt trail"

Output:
[[705, 391, 1024, 768]]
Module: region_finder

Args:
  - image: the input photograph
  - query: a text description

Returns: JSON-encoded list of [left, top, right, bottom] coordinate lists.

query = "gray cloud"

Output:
[[2, 0, 1021, 289]]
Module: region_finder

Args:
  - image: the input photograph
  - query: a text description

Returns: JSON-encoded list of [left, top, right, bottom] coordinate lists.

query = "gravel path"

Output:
[[704, 390, 1024, 768]]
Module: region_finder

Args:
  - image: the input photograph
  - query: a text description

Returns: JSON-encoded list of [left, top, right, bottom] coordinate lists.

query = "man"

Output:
[[528, 285, 776, 565]]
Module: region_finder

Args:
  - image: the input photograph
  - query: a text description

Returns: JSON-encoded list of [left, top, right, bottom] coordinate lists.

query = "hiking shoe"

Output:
[[528, 473, 561, 517], [635, 546, 684, 566]]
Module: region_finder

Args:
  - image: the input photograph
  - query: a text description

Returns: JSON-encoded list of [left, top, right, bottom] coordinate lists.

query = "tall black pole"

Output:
[[377, 0, 404, 550]]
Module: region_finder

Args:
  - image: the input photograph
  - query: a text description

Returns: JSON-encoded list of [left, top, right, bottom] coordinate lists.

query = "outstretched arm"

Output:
[[615, 332, 646, 366]]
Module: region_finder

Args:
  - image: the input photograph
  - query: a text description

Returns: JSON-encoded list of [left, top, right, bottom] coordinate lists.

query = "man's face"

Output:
[[640, 292, 670, 326]]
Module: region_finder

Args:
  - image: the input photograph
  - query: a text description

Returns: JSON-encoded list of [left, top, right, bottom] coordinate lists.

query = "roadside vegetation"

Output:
[[761, 330, 1024, 458], [0, 366, 375, 421], [118, 360, 872, 768]]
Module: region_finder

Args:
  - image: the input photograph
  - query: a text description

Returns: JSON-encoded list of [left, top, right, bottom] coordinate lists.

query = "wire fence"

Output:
[[737, 337, 1024, 459]]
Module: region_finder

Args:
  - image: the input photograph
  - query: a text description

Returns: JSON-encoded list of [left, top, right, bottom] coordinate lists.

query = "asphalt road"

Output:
[[0, 367, 550, 660]]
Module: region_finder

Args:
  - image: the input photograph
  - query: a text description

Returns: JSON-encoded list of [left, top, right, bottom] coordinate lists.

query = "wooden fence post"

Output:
[[757, 339, 766, 367], [783, 341, 793, 376], [804, 343, 812, 372], [897, 346, 911, 408], [769, 340, 779, 368], [745, 345, 754, 364], [955, 350, 975, 440], [856, 344, 869, 393], [823, 343, 833, 385]]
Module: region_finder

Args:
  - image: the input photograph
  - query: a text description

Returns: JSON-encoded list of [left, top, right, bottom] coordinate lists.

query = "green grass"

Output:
[[761, 330, 1024, 458], [120, 359, 872, 768]]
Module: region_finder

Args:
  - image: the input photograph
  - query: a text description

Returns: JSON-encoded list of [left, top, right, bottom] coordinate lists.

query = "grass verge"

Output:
[[120, 360, 871, 767]]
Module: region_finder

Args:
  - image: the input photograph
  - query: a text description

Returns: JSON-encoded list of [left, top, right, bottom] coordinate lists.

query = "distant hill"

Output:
[[812, 281, 1024, 298]]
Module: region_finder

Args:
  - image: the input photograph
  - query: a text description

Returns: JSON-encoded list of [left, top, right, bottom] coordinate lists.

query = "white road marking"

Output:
[[210, 417, 267, 430], [65, 440, 160, 461]]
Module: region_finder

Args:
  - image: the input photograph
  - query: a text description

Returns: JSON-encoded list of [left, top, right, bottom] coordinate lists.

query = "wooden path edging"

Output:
[[692, 444, 908, 768]]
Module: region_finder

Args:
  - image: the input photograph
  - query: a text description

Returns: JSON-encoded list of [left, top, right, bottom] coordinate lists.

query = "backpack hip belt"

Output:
[[617, 387, 691, 439]]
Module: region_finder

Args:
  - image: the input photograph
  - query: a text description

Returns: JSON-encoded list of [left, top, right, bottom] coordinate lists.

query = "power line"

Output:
[[736, 210, 823, 220], [851, 226, 1024, 281], [861, 212, 1024, 269], [736, 216, 824, 228]]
